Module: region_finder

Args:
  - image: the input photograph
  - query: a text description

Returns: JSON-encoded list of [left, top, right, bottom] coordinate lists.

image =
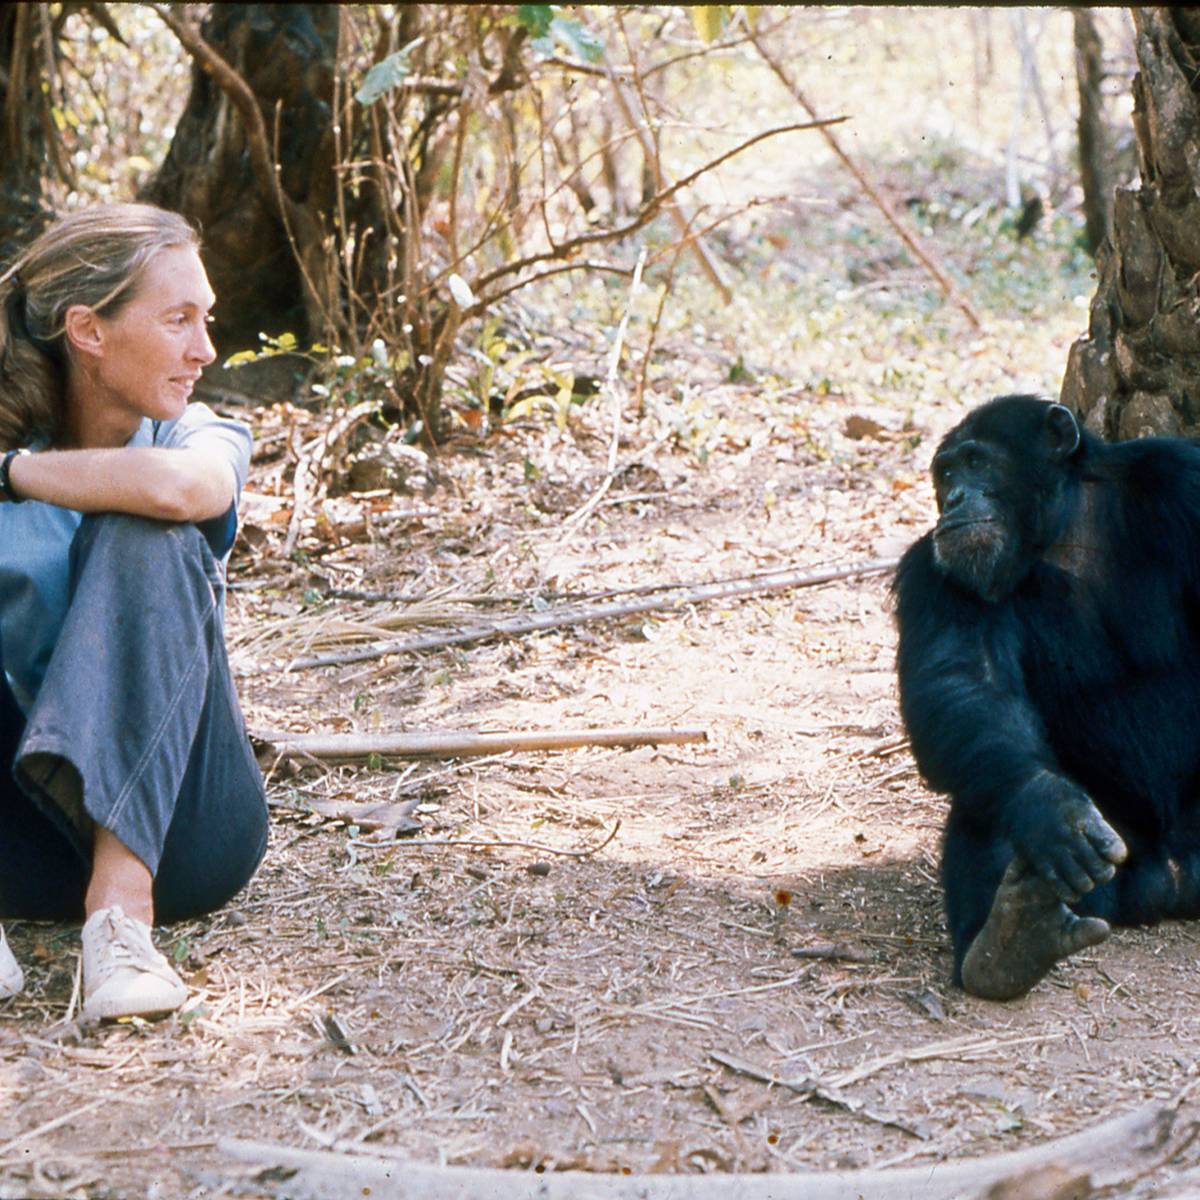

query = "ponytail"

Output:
[[0, 274, 63, 449]]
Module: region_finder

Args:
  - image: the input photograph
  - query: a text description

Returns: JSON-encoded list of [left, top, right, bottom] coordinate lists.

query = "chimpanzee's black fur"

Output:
[[895, 395, 1200, 985]]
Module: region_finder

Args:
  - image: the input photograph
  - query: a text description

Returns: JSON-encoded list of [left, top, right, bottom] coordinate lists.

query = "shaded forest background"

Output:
[[3, 3, 1189, 456]]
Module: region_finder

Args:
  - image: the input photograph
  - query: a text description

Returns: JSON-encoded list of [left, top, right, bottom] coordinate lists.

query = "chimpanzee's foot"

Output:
[[960, 860, 1111, 1001]]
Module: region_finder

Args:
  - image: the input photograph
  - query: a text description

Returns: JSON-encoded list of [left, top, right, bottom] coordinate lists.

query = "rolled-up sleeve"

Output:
[[155, 402, 253, 559]]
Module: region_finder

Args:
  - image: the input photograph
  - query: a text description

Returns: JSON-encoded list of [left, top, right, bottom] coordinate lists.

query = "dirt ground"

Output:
[[3, 366, 1200, 1198]]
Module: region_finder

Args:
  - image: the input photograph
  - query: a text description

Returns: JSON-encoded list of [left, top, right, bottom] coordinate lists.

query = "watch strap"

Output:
[[0, 448, 29, 503]]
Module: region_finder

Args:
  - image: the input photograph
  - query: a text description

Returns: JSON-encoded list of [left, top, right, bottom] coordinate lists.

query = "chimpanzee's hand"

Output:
[[1008, 774, 1128, 904]]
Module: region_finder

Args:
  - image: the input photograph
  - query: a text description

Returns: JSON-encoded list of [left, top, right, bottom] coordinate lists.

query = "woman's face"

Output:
[[72, 244, 217, 432]]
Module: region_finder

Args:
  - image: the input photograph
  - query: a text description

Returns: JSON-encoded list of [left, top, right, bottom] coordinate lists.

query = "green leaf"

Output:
[[180, 1002, 210, 1029], [355, 47, 413, 106], [516, 4, 555, 38], [526, 11, 604, 62], [551, 17, 604, 62], [223, 349, 260, 368]]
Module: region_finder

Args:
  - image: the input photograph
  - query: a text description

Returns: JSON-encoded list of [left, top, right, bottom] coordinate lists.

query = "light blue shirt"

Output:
[[0, 402, 252, 714]]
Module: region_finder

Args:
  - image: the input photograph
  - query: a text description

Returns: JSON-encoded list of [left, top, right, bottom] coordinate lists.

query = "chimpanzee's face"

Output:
[[931, 433, 1021, 602], [927, 398, 1082, 602]]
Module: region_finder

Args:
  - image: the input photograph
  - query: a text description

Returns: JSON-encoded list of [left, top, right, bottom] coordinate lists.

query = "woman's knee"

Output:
[[154, 816, 267, 924], [153, 768, 268, 924], [75, 512, 208, 560]]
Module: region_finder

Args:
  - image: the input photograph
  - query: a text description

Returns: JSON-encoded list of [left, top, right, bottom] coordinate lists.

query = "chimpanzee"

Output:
[[894, 394, 1200, 1000]]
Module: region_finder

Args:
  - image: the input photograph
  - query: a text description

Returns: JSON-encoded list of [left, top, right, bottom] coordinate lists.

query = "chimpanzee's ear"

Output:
[[1045, 404, 1081, 462]]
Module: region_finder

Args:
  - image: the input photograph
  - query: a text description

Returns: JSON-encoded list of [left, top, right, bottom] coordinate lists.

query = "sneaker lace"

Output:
[[94, 912, 176, 982]]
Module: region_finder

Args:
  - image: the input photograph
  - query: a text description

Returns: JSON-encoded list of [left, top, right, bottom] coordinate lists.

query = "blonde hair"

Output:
[[0, 202, 200, 449]]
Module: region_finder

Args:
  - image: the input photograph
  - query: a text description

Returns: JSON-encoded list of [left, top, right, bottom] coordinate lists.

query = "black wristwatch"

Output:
[[0, 448, 30, 503]]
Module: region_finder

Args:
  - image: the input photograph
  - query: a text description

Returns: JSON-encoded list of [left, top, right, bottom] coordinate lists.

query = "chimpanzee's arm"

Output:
[[895, 538, 1052, 803], [895, 539, 1126, 901]]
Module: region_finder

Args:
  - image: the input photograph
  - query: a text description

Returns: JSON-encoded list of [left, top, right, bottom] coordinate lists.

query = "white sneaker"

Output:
[[80, 906, 188, 1021], [0, 925, 22, 999]]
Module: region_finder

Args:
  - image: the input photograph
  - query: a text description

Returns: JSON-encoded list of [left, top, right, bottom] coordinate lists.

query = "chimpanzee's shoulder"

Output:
[[1091, 436, 1200, 540], [1103, 435, 1200, 490], [893, 532, 935, 593], [1102, 432, 1200, 465]]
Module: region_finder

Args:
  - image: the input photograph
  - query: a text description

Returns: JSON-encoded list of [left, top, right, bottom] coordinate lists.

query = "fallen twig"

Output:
[[276, 556, 898, 671], [0, 1097, 108, 1161], [361, 819, 621, 859], [709, 1049, 929, 1141], [827, 1030, 1065, 1090], [271, 793, 423, 835], [255, 726, 707, 760], [791, 942, 873, 964]]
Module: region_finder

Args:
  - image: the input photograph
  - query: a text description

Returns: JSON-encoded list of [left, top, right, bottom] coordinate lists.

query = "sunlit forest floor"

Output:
[[5, 8, 1200, 1198]]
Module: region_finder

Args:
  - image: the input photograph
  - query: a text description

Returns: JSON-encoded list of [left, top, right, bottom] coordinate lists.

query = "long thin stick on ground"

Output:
[[278, 557, 898, 671], [255, 726, 707, 760]]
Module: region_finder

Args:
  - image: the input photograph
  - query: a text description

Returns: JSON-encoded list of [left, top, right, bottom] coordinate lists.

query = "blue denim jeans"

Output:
[[0, 514, 268, 923]]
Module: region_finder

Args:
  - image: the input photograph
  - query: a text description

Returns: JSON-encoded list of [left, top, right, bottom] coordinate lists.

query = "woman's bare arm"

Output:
[[5, 446, 236, 521]]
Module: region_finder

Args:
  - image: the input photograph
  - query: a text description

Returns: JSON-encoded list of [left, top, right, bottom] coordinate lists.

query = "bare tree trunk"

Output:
[[1060, 8, 1200, 440], [0, 2, 54, 264], [142, 3, 338, 361], [1073, 8, 1112, 255]]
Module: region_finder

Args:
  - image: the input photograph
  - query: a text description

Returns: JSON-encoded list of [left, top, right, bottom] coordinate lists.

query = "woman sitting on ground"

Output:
[[0, 202, 268, 1021]]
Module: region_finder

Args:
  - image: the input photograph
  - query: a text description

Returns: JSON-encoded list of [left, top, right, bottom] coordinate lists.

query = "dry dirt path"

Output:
[[2, 388, 1200, 1198]]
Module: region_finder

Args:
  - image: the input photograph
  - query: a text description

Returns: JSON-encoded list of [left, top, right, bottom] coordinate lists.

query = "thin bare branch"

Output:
[[476, 259, 633, 310], [749, 25, 984, 331], [468, 117, 846, 305]]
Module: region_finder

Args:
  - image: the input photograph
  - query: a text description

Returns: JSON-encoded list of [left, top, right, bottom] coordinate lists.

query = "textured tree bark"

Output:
[[0, 2, 54, 264], [1061, 8, 1200, 439], [1073, 8, 1112, 256], [141, 3, 339, 358]]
